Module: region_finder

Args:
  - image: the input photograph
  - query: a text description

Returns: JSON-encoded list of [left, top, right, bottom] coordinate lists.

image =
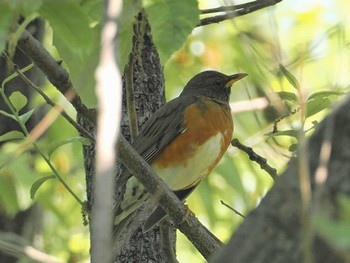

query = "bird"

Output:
[[114, 70, 247, 235]]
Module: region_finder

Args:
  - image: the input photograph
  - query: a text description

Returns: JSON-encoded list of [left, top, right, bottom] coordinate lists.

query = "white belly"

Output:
[[152, 133, 224, 190]]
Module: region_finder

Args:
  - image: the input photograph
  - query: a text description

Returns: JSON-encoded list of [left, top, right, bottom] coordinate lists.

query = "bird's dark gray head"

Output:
[[180, 70, 247, 103]]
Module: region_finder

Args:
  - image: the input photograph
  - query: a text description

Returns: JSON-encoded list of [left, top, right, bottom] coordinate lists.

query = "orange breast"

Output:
[[151, 97, 233, 190]]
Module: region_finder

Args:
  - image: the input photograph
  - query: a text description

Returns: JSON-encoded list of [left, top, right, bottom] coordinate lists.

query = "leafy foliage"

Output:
[[142, 0, 199, 64]]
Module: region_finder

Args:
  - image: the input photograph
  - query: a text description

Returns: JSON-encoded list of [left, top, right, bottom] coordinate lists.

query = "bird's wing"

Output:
[[117, 95, 198, 186]]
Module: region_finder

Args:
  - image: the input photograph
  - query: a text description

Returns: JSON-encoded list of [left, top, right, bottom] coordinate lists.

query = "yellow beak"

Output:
[[225, 73, 248, 88]]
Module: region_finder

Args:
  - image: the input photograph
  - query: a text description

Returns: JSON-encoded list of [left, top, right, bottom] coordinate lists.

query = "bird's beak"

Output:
[[225, 73, 248, 88]]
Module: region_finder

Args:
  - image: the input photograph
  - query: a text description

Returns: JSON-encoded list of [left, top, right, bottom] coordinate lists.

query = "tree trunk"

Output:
[[79, 12, 177, 262]]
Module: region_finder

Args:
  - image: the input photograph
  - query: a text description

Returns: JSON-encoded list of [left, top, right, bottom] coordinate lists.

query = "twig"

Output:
[[10, 61, 95, 143], [273, 107, 299, 133], [125, 53, 138, 141], [220, 200, 245, 218], [199, 0, 283, 27], [231, 138, 277, 180], [201, 2, 260, 14]]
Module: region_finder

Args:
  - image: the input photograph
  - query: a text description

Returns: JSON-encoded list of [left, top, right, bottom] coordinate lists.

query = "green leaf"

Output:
[[142, 0, 200, 65], [306, 98, 331, 118], [266, 129, 299, 139], [41, 0, 101, 107], [4, 0, 43, 15], [39, 1, 94, 56], [30, 175, 55, 200], [279, 64, 300, 90], [48, 136, 91, 158], [9, 91, 28, 112], [80, 0, 103, 22], [307, 90, 344, 101], [277, 91, 298, 102], [18, 109, 35, 124], [0, 131, 24, 142], [0, 110, 17, 121]]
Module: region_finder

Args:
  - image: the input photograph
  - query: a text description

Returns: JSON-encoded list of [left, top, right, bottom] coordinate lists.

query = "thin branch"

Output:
[[199, 0, 283, 27], [220, 200, 245, 218], [125, 53, 138, 141], [231, 138, 277, 180], [17, 29, 96, 123], [201, 2, 260, 14]]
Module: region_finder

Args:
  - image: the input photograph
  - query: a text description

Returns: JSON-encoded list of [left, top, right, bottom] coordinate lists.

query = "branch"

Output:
[[199, 0, 283, 27], [220, 200, 245, 218], [231, 138, 277, 180]]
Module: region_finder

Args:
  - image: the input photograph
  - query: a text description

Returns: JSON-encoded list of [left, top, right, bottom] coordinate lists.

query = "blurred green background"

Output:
[[0, 0, 349, 262]]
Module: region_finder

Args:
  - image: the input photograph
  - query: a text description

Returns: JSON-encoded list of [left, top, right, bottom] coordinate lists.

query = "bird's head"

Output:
[[180, 70, 247, 103]]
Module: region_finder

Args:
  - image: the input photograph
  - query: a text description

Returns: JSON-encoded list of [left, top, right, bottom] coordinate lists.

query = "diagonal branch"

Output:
[[199, 0, 283, 27]]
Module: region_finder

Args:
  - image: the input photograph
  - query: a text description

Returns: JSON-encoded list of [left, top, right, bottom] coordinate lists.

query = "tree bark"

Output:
[[79, 12, 177, 262], [116, 12, 177, 262], [210, 95, 350, 263]]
